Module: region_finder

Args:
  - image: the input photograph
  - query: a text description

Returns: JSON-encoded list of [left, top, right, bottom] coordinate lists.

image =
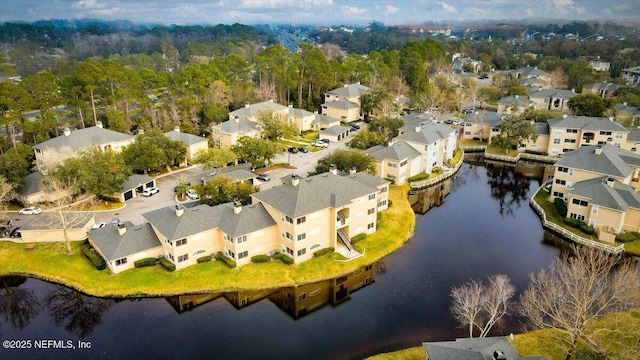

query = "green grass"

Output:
[[533, 190, 598, 241], [624, 239, 640, 256], [459, 139, 487, 147], [366, 347, 425, 360], [486, 144, 519, 157], [0, 186, 415, 297]]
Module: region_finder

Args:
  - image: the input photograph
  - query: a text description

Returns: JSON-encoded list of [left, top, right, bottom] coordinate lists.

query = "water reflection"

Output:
[[0, 276, 40, 331], [486, 161, 532, 216], [45, 287, 114, 338]]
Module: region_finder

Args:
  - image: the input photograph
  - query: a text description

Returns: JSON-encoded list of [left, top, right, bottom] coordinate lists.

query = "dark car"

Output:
[[350, 124, 360, 131], [10, 227, 21, 238], [320, 138, 330, 143], [0, 226, 9, 237], [287, 147, 299, 154], [298, 147, 308, 153]]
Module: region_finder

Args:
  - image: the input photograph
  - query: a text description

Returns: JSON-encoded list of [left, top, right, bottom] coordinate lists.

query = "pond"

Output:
[[0, 161, 562, 360]]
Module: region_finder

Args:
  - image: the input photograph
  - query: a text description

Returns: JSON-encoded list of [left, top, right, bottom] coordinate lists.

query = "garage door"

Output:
[[124, 190, 134, 201]]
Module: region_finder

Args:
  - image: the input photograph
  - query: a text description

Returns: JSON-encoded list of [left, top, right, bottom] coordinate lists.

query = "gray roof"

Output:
[[498, 95, 533, 107], [344, 172, 390, 188], [215, 169, 256, 182], [615, 103, 640, 116], [33, 126, 134, 152], [228, 100, 288, 119], [321, 125, 351, 135], [583, 82, 618, 92], [18, 171, 44, 196], [571, 177, 640, 211], [322, 99, 359, 109], [626, 127, 640, 142], [312, 113, 340, 126], [514, 66, 548, 77], [288, 107, 314, 118], [366, 141, 422, 161], [395, 122, 455, 144], [400, 112, 432, 132], [119, 174, 155, 192], [164, 129, 208, 146], [251, 172, 377, 218], [142, 202, 276, 240], [529, 89, 577, 100], [326, 83, 370, 98], [556, 144, 640, 178], [88, 222, 162, 261], [423, 337, 546, 360], [547, 116, 627, 132], [464, 111, 503, 126], [535, 122, 550, 136], [215, 118, 259, 134], [22, 212, 94, 231]]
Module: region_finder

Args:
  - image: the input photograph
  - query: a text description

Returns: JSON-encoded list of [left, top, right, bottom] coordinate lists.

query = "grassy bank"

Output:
[[0, 185, 415, 298]]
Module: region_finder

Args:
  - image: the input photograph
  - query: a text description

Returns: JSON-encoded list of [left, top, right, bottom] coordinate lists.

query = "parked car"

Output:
[[142, 187, 160, 196], [320, 138, 330, 143], [186, 189, 200, 200], [312, 140, 328, 148], [0, 219, 12, 228], [110, 218, 121, 225], [463, 107, 475, 114], [19, 206, 42, 215], [201, 172, 216, 183], [0, 226, 9, 237], [287, 147, 299, 154], [256, 173, 271, 182], [9, 227, 21, 238], [298, 147, 308, 153], [350, 124, 360, 131], [91, 222, 106, 230]]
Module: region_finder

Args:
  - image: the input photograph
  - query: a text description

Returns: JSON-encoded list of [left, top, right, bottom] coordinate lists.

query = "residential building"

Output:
[[17, 171, 70, 205], [423, 337, 546, 360], [512, 66, 551, 85], [452, 57, 484, 74], [461, 111, 504, 142], [311, 113, 341, 130], [529, 89, 577, 113], [322, 83, 370, 123], [367, 142, 422, 185], [227, 100, 289, 122], [497, 95, 534, 114], [211, 117, 260, 147], [319, 125, 351, 142], [546, 116, 628, 155], [164, 126, 208, 164], [324, 82, 370, 105], [588, 57, 611, 72], [621, 66, 640, 85], [21, 212, 95, 244], [615, 103, 640, 127], [288, 106, 316, 132], [114, 174, 156, 202], [582, 82, 618, 98], [520, 122, 550, 154]]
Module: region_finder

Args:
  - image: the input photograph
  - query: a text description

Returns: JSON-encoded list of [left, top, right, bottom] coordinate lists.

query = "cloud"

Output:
[[385, 5, 398, 15], [341, 5, 368, 15], [439, 2, 458, 15]]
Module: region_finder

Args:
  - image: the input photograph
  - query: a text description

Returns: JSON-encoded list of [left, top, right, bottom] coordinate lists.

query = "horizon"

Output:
[[2, 0, 639, 27]]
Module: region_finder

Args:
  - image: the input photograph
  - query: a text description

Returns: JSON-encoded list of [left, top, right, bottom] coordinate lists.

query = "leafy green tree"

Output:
[[257, 110, 298, 141], [192, 147, 237, 172], [0, 82, 35, 147], [491, 112, 539, 154], [54, 149, 131, 198], [360, 88, 392, 117], [123, 130, 186, 172], [347, 130, 387, 150], [0, 145, 33, 186], [367, 116, 404, 140], [195, 175, 258, 207], [200, 104, 228, 125], [76, 58, 106, 125], [231, 137, 277, 167], [314, 149, 377, 175], [568, 94, 611, 117]]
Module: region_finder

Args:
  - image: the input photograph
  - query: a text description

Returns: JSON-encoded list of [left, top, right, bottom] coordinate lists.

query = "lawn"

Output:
[[0, 185, 415, 297]]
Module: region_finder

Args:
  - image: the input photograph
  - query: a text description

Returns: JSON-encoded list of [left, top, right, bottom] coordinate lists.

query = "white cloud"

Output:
[[341, 5, 368, 15], [385, 5, 398, 15], [439, 2, 457, 15]]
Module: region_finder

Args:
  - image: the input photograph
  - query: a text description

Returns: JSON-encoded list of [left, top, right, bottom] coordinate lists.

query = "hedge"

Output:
[[408, 173, 430, 182], [81, 245, 106, 270], [554, 198, 568, 217], [134, 258, 157, 268], [616, 232, 640, 243], [525, 149, 548, 156], [351, 233, 367, 244], [251, 255, 271, 263], [159, 256, 175, 272], [580, 224, 595, 235], [564, 217, 584, 228], [215, 253, 237, 268], [197, 255, 212, 264], [274, 253, 294, 265], [313, 247, 334, 257]]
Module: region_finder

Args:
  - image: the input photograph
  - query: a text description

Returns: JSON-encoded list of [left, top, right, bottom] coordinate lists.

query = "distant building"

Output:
[[582, 82, 618, 98], [423, 337, 546, 360], [621, 66, 640, 85]]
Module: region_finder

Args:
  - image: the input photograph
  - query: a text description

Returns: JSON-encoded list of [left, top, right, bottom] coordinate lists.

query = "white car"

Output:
[[19, 206, 42, 215], [186, 189, 200, 200], [91, 222, 106, 230], [312, 140, 328, 148], [142, 187, 160, 196]]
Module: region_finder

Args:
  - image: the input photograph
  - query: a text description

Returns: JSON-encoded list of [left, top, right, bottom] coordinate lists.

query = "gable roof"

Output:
[[514, 66, 549, 78], [21, 212, 94, 231], [615, 103, 640, 116], [395, 123, 455, 145], [547, 116, 627, 132], [119, 174, 155, 193], [555, 144, 640, 178], [583, 82, 618, 92], [251, 172, 377, 218], [322, 99, 359, 110], [423, 337, 546, 360], [626, 127, 640, 143], [228, 100, 288, 119], [321, 125, 351, 135], [498, 95, 533, 107], [164, 129, 208, 146], [312, 113, 341, 126], [326, 83, 370, 98], [88, 222, 162, 261], [367, 141, 422, 161], [344, 172, 390, 188], [215, 118, 260, 134], [571, 177, 640, 211], [464, 111, 503, 126], [529, 89, 577, 100], [536, 122, 550, 136], [33, 126, 134, 152], [215, 202, 277, 238], [288, 107, 315, 118], [18, 171, 44, 196], [214, 169, 256, 182]]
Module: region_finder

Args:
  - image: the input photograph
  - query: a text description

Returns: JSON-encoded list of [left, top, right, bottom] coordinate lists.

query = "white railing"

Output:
[[461, 145, 558, 164], [529, 182, 625, 254], [409, 155, 464, 190]]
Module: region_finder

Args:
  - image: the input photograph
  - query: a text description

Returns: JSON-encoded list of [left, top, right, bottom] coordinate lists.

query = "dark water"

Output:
[[0, 162, 561, 360]]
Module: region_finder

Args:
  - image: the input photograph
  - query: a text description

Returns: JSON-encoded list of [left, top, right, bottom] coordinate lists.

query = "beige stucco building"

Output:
[[164, 127, 209, 164], [546, 116, 628, 156], [321, 83, 370, 123]]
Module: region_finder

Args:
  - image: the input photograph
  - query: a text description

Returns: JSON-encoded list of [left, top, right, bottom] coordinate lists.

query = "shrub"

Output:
[[554, 198, 567, 217], [274, 253, 294, 265], [82, 245, 106, 271], [134, 258, 157, 268], [408, 173, 430, 182], [384, 177, 395, 185], [525, 149, 548, 156], [351, 233, 367, 244], [197, 255, 212, 264], [251, 255, 271, 263], [387, 200, 393, 208], [616, 232, 640, 243], [580, 224, 595, 235], [563, 217, 584, 228], [313, 247, 335, 257], [159, 256, 176, 272], [215, 253, 237, 268]]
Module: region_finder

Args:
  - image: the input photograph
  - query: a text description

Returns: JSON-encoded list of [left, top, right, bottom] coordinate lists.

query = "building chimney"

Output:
[[515, 94, 519, 99], [563, 114, 568, 118], [174, 126, 180, 132], [595, 145, 603, 155], [623, 102, 628, 106], [606, 177, 615, 187], [388, 140, 394, 147], [175, 204, 184, 217], [96, 121, 103, 128], [234, 116, 240, 123], [138, 128, 144, 135], [493, 350, 507, 360], [233, 201, 242, 214], [415, 125, 421, 133], [117, 223, 126, 236], [245, 103, 250, 108], [349, 166, 357, 175], [63, 127, 71, 136], [608, 116, 614, 121], [291, 174, 300, 186], [329, 165, 338, 175]]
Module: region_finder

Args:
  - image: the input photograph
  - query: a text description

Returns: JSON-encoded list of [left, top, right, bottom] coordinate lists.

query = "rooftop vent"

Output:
[[493, 350, 507, 360]]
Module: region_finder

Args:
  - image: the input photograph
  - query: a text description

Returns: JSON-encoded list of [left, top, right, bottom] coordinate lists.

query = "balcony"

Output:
[[336, 213, 349, 228]]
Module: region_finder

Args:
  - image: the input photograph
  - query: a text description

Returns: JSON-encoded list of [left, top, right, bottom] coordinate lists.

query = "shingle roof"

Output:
[[214, 169, 256, 182], [88, 222, 162, 261], [33, 126, 134, 152], [366, 141, 422, 161], [615, 103, 640, 116], [215, 118, 259, 134], [322, 99, 359, 109], [321, 125, 351, 135], [514, 66, 549, 78], [498, 95, 533, 107], [18, 171, 44, 196], [536, 122, 550, 136], [288, 108, 314, 118], [344, 172, 390, 188], [312, 113, 340, 125], [326, 83, 370, 98], [583, 82, 618, 92], [21, 212, 94, 231], [423, 337, 546, 360], [395, 122, 455, 144], [626, 127, 640, 142], [464, 111, 503, 126], [119, 174, 155, 192], [251, 172, 377, 218], [529, 89, 577, 100], [571, 177, 640, 211], [164, 129, 208, 146], [228, 100, 288, 118], [555, 144, 640, 178], [547, 116, 627, 132], [215, 202, 277, 238]]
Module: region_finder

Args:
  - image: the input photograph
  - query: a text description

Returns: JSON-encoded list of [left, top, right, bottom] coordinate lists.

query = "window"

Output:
[[554, 129, 563, 134], [570, 213, 585, 222], [297, 248, 306, 256], [368, 208, 375, 215], [564, 139, 576, 143], [226, 250, 235, 259], [566, 128, 578, 133], [176, 238, 187, 247], [400, 160, 408, 167], [238, 251, 248, 259], [178, 254, 189, 263], [572, 199, 588, 207], [236, 235, 247, 244], [298, 293, 307, 301], [388, 162, 397, 168], [379, 187, 387, 193], [281, 214, 293, 224], [555, 179, 566, 186], [379, 200, 387, 207], [167, 253, 174, 262], [296, 216, 306, 224], [553, 191, 565, 198], [224, 234, 232, 243], [599, 131, 612, 136], [286, 247, 294, 255], [592, 206, 599, 214], [553, 138, 561, 144], [615, 132, 623, 138], [282, 231, 293, 241], [115, 258, 127, 266], [367, 223, 375, 229], [368, 194, 375, 200], [297, 233, 306, 241]]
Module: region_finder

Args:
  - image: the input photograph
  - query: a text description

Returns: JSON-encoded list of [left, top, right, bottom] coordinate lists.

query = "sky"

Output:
[[1, 0, 639, 26]]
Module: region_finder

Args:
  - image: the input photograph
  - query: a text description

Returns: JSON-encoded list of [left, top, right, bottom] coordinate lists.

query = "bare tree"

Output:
[[450, 274, 515, 338], [519, 245, 640, 360], [0, 175, 15, 221], [255, 81, 277, 102], [547, 68, 569, 89]]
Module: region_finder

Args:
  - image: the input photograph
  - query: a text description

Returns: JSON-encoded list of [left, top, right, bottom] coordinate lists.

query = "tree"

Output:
[[548, 68, 569, 89], [231, 137, 277, 167], [45, 286, 114, 337], [519, 245, 640, 360], [0, 144, 33, 186], [360, 88, 392, 117], [192, 147, 237, 172], [0, 82, 35, 147], [0, 175, 15, 221], [568, 94, 611, 117], [491, 111, 539, 154], [122, 130, 186, 172], [314, 149, 377, 174], [367, 116, 404, 141], [257, 110, 298, 141], [195, 175, 258, 207], [347, 130, 387, 150], [54, 149, 131, 198], [450, 274, 515, 338]]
